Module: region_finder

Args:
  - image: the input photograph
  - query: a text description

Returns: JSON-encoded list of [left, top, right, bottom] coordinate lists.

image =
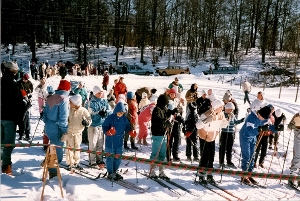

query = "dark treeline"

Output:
[[2, 0, 300, 64]]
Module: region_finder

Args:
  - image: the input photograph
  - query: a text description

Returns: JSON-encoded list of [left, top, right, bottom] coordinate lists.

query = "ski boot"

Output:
[[159, 166, 169, 180], [196, 172, 207, 185], [207, 175, 216, 185]]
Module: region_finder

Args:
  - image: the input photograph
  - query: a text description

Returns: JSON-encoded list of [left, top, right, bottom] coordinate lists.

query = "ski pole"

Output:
[[148, 121, 173, 179], [134, 149, 138, 183], [29, 118, 41, 144], [264, 130, 281, 185], [279, 130, 293, 184]]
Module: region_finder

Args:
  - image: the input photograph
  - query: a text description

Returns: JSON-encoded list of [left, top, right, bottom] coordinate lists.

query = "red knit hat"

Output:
[[23, 73, 30, 80], [57, 80, 71, 91]]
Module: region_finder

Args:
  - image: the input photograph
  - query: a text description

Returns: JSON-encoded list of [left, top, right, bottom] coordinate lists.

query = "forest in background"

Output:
[[2, 0, 300, 65]]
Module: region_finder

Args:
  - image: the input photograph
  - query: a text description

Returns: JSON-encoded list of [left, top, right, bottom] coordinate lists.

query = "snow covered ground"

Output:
[[1, 44, 300, 200]]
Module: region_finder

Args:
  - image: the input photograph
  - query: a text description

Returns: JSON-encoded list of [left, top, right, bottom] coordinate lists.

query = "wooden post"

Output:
[[40, 144, 63, 201], [296, 78, 299, 103], [279, 78, 282, 99]]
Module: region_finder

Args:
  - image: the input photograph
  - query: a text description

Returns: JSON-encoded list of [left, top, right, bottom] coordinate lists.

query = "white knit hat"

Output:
[[211, 99, 224, 110], [69, 94, 82, 106], [275, 109, 282, 117], [201, 90, 207, 95], [93, 85, 103, 94], [142, 92, 147, 98], [4, 61, 19, 71], [225, 102, 235, 110]]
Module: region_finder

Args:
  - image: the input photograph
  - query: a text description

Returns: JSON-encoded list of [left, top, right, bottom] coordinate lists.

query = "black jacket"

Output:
[[1, 71, 23, 121], [151, 105, 169, 136]]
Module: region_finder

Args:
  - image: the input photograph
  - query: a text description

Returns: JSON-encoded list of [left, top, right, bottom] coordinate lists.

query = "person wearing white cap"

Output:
[[86, 85, 112, 168], [268, 109, 286, 150], [195, 99, 229, 185], [287, 111, 300, 187], [62, 94, 92, 170], [219, 102, 245, 168], [196, 89, 211, 115]]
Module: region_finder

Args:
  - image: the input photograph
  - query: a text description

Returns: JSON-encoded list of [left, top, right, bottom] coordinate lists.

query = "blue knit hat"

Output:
[[47, 86, 54, 94], [127, 91, 134, 100]]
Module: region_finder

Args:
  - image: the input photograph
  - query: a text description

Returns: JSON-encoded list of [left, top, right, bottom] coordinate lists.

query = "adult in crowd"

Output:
[[39, 62, 46, 80], [114, 76, 127, 101], [242, 78, 252, 105], [74, 81, 88, 107], [86, 86, 111, 168], [107, 88, 116, 110], [17, 73, 33, 140], [269, 109, 286, 150], [222, 91, 239, 118], [168, 77, 183, 94], [102, 70, 109, 91], [239, 106, 271, 185], [135, 87, 151, 106], [250, 91, 268, 112], [287, 112, 300, 187], [185, 83, 198, 115], [195, 99, 229, 184], [43, 79, 71, 179], [1, 61, 24, 175], [196, 90, 211, 115], [30, 62, 38, 80]]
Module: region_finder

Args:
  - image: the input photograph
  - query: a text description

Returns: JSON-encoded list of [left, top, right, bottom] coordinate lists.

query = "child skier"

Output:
[[102, 102, 132, 181]]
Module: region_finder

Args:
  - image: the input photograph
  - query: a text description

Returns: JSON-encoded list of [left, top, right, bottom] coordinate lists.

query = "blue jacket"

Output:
[[74, 87, 88, 104], [102, 102, 131, 149], [43, 90, 69, 133], [239, 111, 268, 138], [87, 95, 112, 127]]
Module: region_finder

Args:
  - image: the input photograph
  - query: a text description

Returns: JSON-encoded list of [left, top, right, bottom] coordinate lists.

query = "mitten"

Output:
[[106, 127, 116, 136], [276, 124, 284, 131], [185, 131, 192, 138], [98, 110, 107, 117], [258, 124, 269, 132], [129, 130, 137, 138], [240, 118, 245, 122], [82, 119, 89, 127], [164, 120, 173, 128]]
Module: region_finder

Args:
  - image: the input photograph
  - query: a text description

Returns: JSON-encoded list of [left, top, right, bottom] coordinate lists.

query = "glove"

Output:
[[240, 118, 245, 122], [27, 94, 32, 99], [175, 115, 184, 123], [172, 108, 178, 115], [98, 110, 107, 117], [276, 124, 284, 131], [185, 131, 192, 138], [106, 127, 116, 136], [129, 130, 137, 138], [164, 120, 172, 128], [40, 111, 43, 119], [82, 119, 89, 127], [258, 124, 269, 132]]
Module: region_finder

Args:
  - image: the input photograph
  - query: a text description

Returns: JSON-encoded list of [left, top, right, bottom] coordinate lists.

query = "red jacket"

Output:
[[127, 99, 138, 129], [114, 82, 127, 100], [102, 74, 109, 85]]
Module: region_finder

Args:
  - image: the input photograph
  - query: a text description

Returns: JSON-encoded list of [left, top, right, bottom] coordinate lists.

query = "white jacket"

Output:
[[242, 81, 251, 92], [250, 98, 268, 112], [34, 84, 48, 99]]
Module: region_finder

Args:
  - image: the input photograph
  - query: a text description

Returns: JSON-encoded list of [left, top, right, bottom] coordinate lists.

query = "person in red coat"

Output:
[[114, 76, 127, 101], [102, 70, 109, 91]]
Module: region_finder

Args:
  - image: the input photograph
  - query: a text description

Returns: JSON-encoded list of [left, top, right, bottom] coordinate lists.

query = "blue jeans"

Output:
[[45, 122, 64, 173], [150, 136, 167, 161], [240, 134, 256, 172], [105, 147, 123, 174], [1, 120, 16, 166]]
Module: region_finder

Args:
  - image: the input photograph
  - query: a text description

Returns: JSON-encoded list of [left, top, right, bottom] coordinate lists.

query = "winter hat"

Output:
[[57, 80, 71, 91], [201, 90, 207, 95], [267, 104, 274, 109], [79, 81, 84, 86], [211, 99, 224, 110], [23, 73, 30, 80], [93, 85, 103, 94], [47, 86, 54, 94], [151, 88, 157, 94], [150, 94, 158, 103], [169, 88, 177, 94], [127, 91, 134, 100], [142, 92, 147, 98], [223, 92, 232, 102], [157, 94, 169, 107], [175, 77, 179, 81], [275, 109, 282, 118], [118, 94, 126, 102], [4, 61, 19, 71], [225, 102, 235, 110], [188, 102, 197, 111], [114, 102, 126, 113], [258, 106, 272, 120], [69, 94, 82, 106]]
